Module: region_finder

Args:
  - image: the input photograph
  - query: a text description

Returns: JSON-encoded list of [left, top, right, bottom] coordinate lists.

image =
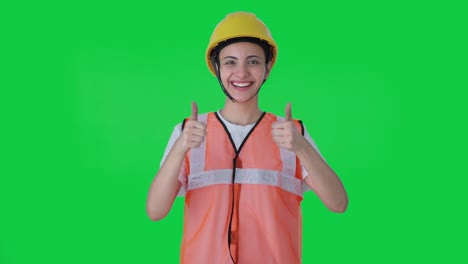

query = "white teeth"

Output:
[[232, 82, 252, 87]]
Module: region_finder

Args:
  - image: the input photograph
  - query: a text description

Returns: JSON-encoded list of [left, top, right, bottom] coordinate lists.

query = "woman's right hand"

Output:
[[175, 101, 207, 153]]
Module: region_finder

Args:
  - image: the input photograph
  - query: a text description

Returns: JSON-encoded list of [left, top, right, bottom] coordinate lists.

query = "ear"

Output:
[[264, 61, 273, 80]]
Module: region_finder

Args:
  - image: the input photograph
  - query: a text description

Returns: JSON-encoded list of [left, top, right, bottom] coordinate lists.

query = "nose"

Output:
[[234, 63, 249, 78]]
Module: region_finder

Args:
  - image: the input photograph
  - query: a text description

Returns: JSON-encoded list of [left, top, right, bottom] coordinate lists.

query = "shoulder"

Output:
[[169, 123, 183, 136], [265, 112, 304, 135], [265, 112, 303, 122], [181, 112, 215, 130]]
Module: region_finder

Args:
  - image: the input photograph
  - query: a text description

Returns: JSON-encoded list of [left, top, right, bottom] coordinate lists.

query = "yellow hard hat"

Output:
[[206, 12, 278, 76]]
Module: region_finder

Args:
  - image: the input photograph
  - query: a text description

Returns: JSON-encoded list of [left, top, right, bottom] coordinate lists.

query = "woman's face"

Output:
[[218, 42, 271, 103]]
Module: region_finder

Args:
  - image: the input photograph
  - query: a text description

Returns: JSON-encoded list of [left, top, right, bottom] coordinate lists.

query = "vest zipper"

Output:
[[214, 111, 266, 264]]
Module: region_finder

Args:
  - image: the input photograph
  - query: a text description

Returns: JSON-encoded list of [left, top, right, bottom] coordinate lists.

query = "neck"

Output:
[[220, 98, 263, 125]]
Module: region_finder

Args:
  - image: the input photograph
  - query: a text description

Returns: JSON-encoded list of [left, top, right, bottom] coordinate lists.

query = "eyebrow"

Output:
[[222, 55, 262, 60]]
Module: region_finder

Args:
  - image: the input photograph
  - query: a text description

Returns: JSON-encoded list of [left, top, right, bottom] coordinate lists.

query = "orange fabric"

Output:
[[181, 112, 304, 264]]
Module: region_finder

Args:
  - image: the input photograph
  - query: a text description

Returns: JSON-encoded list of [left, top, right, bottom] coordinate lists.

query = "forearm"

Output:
[[296, 137, 348, 213], [146, 139, 186, 221]]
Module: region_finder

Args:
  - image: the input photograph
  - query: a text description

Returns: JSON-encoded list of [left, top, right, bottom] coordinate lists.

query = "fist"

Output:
[[178, 101, 207, 152], [271, 103, 302, 152]]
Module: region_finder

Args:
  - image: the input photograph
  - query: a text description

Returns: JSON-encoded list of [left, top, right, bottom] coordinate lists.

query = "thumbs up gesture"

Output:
[[176, 102, 207, 152], [271, 103, 303, 152]]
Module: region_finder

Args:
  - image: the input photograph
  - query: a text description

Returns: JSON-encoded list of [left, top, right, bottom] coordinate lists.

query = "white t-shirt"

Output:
[[160, 111, 324, 196]]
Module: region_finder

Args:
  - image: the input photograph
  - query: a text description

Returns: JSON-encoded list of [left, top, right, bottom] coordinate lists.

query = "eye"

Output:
[[224, 60, 235, 65], [248, 60, 261, 65]]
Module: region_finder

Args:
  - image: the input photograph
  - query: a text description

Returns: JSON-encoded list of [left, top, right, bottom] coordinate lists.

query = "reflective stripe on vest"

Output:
[[187, 169, 302, 197]]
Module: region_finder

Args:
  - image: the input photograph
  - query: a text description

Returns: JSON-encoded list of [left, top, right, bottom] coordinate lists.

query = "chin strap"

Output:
[[211, 55, 236, 102]]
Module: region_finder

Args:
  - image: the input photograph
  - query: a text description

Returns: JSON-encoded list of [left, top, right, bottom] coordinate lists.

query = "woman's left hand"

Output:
[[271, 103, 306, 153]]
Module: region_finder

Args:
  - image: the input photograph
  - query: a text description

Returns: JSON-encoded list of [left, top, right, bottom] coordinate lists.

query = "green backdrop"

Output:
[[1, 0, 467, 263]]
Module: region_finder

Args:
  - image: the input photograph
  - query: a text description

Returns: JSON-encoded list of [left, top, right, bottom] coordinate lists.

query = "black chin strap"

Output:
[[211, 56, 236, 102]]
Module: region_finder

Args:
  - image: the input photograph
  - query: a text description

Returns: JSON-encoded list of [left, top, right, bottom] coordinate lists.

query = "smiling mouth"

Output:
[[231, 81, 253, 88]]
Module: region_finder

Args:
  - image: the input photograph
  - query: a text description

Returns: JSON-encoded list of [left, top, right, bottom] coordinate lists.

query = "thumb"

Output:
[[285, 103, 293, 121], [191, 101, 198, 121]]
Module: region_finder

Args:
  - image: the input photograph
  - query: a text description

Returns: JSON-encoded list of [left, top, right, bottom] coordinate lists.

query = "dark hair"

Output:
[[210, 37, 273, 65]]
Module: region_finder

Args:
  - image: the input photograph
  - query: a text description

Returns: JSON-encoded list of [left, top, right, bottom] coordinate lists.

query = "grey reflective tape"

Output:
[[187, 169, 303, 197]]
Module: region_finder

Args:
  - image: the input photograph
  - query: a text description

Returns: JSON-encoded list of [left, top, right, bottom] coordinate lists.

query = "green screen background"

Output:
[[1, 0, 467, 263]]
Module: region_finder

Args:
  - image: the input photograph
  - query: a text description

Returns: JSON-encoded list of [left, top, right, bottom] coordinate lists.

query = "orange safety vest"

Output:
[[180, 112, 305, 264]]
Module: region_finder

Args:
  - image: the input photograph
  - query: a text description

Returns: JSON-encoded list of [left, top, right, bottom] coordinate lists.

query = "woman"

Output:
[[146, 11, 348, 264]]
